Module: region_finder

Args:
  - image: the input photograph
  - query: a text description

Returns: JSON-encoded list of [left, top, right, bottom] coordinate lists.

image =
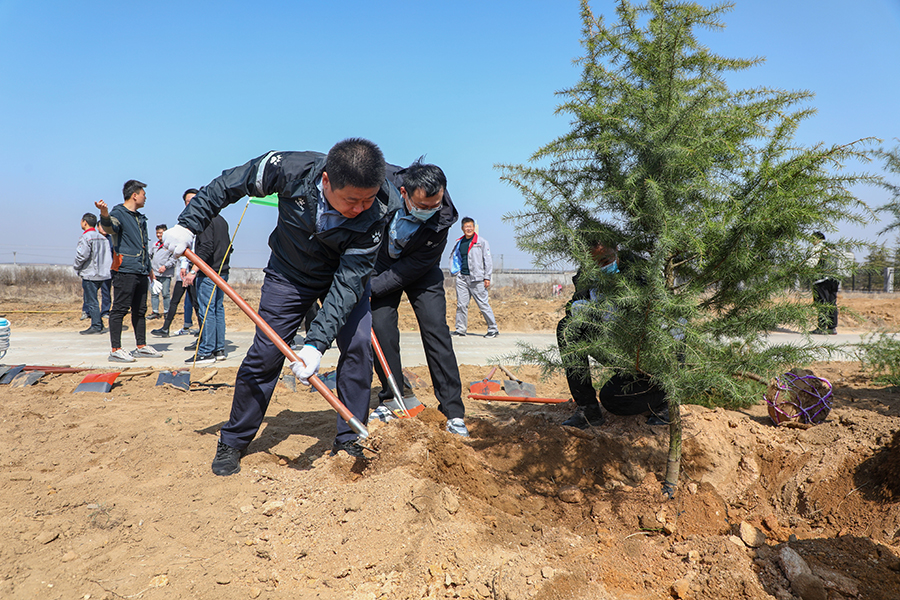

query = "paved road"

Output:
[[0, 327, 886, 370]]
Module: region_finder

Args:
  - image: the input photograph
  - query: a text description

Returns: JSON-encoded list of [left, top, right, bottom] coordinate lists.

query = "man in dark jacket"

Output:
[[95, 180, 163, 363], [557, 241, 669, 429], [369, 160, 468, 436], [186, 214, 231, 364], [163, 138, 401, 475]]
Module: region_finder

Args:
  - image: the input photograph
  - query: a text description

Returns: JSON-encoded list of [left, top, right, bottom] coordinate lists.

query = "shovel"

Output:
[[469, 366, 501, 395], [0, 364, 25, 385], [73, 372, 120, 393], [10, 370, 44, 387], [498, 364, 537, 397], [156, 370, 191, 391], [183, 248, 369, 440], [371, 329, 424, 418], [468, 393, 569, 404]]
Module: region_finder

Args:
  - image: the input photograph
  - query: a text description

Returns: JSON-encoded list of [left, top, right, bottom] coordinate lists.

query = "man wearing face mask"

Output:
[[369, 159, 468, 437], [557, 240, 669, 429]]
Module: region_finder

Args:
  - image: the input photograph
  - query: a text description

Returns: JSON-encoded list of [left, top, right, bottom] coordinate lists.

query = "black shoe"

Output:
[[450, 331, 466, 337], [646, 406, 670, 426], [79, 326, 103, 335], [810, 328, 828, 335], [147, 313, 161, 320], [151, 327, 169, 338], [184, 340, 198, 351], [331, 439, 366, 458], [562, 406, 605, 429], [484, 331, 499, 338], [186, 354, 216, 366], [828, 328, 837, 335], [214, 349, 227, 361], [211, 441, 245, 476]]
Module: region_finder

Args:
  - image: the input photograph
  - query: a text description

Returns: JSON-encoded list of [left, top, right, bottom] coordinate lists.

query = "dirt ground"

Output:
[[1, 286, 900, 599]]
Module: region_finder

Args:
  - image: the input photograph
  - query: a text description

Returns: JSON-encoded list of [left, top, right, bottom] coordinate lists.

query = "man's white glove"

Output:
[[151, 279, 163, 295], [162, 224, 194, 256], [290, 345, 323, 385]]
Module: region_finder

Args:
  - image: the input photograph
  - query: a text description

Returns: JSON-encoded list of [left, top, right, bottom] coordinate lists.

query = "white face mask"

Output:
[[405, 194, 440, 222]]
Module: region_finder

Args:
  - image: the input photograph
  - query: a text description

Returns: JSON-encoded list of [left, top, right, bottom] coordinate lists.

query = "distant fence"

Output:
[[839, 267, 898, 293], [0, 264, 576, 290]]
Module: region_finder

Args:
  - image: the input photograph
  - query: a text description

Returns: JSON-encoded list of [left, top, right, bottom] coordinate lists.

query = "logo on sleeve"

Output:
[[371, 230, 382, 246], [270, 153, 282, 166]]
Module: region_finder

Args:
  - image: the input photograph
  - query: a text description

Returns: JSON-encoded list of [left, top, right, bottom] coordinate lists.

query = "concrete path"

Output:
[[0, 327, 888, 370]]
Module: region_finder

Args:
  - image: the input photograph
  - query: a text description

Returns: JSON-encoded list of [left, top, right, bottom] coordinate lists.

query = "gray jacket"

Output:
[[73, 228, 113, 281], [450, 234, 493, 281], [150, 241, 177, 277]]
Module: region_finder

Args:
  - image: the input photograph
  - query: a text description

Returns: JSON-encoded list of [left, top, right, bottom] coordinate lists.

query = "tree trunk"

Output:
[[662, 397, 681, 498]]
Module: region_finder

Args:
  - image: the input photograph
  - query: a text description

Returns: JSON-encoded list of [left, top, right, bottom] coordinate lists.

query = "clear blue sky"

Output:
[[1, 0, 898, 268]]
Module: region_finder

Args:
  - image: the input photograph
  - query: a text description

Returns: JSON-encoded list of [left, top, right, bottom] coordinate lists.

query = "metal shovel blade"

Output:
[[498, 364, 537, 397], [73, 372, 120, 393], [10, 370, 44, 387], [469, 366, 501, 395], [156, 370, 191, 391], [384, 396, 425, 419], [0, 364, 25, 385]]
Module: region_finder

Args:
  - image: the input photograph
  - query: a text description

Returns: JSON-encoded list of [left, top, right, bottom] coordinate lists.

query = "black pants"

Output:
[[371, 266, 465, 420], [109, 271, 148, 349], [161, 280, 201, 332], [219, 268, 373, 449], [557, 314, 667, 415], [813, 279, 839, 331]]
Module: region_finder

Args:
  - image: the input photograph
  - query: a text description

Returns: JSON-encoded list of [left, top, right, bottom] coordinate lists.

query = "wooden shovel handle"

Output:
[[183, 248, 367, 438], [497, 364, 521, 382]]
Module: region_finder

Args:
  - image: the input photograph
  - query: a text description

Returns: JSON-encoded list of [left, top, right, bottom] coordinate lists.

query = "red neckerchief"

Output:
[[155, 240, 164, 249], [456, 232, 477, 254], [84, 227, 96, 234]]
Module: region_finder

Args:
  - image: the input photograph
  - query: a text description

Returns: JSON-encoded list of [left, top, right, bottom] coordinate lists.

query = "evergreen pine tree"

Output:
[[498, 0, 875, 496]]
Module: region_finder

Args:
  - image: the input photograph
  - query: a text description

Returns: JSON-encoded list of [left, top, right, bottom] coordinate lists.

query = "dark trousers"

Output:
[[161, 280, 201, 332], [813, 279, 839, 331], [371, 266, 465, 420], [109, 271, 148, 349], [82, 278, 111, 319], [100, 278, 111, 317], [81, 279, 103, 329], [557, 314, 667, 415], [219, 268, 373, 449]]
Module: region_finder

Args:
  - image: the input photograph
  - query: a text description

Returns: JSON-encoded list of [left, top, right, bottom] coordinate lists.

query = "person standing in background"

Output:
[[73, 212, 112, 335], [449, 217, 499, 338]]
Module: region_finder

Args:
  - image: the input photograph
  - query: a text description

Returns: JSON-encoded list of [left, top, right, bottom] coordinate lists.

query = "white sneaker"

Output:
[[173, 328, 190, 336], [133, 346, 163, 358], [370, 405, 398, 423], [446, 418, 469, 437], [109, 348, 136, 363]]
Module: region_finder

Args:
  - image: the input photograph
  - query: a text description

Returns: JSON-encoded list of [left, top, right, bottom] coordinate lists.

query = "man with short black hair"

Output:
[[95, 180, 163, 362], [369, 159, 468, 436], [450, 217, 498, 337], [163, 139, 401, 476], [74, 212, 112, 335]]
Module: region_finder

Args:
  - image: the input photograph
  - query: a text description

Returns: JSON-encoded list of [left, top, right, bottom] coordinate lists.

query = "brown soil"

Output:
[[1, 289, 900, 599]]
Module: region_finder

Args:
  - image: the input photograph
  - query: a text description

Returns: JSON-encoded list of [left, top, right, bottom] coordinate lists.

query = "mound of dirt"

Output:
[[1, 360, 899, 599]]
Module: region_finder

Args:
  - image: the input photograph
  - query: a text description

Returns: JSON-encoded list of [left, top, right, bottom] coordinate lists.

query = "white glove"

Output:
[[290, 345, 323, 385], [162, 224, 194, 256], [151, 279, 163, 295]]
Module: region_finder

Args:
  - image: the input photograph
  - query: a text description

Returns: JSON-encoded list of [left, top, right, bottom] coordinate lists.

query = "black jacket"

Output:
[[194, 215, 231, 277], [370, 165, 459, 297], [103, 204, 150, 275], [177, 150, 401, 353]]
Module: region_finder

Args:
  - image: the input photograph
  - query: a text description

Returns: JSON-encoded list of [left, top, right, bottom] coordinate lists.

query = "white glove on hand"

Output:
[[162, 224, 194, 256], [290, 345, 323, 385], [151, 279, 163, 295]]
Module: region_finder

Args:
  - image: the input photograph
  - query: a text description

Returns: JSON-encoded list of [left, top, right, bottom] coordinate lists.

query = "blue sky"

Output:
[[1, 0, 898, 268]]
